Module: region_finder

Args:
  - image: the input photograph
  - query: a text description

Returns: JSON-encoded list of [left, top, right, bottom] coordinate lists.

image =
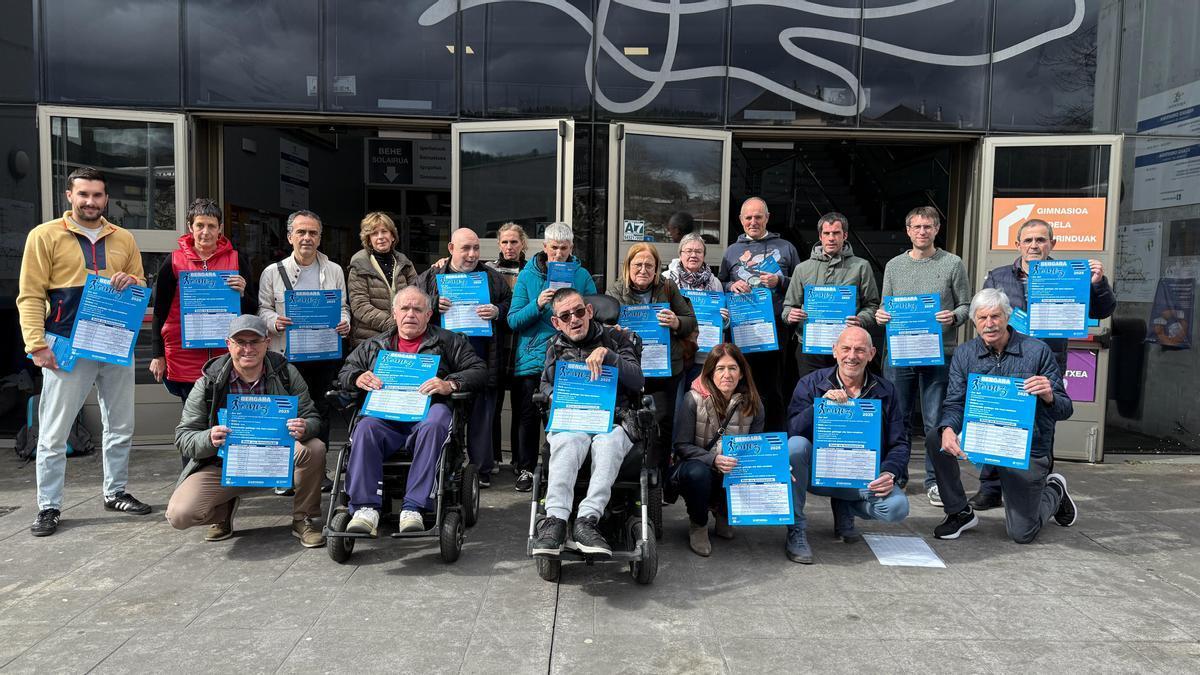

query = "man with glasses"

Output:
[[166, 315, 327, 547]]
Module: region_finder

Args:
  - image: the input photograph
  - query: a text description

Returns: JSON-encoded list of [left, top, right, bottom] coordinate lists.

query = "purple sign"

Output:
[[1064, 349, 1098, 403]]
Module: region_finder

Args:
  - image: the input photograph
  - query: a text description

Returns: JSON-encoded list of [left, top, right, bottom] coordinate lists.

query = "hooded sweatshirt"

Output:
[[717, 232, 802, 315]]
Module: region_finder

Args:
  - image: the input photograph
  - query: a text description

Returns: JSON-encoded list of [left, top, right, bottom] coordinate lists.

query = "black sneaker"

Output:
[[569, 515, 612, 558], [531, 516, 566, 557], [320, 476, 334, 493], [478, 472, 491, 489], [514, 470, 534, 493], [967, 490, 1003, 511], [30, 508, 60, 537], [1047, 473, 1077, 527], [103, 492, 152, 515], [934, 506, 979, 540]]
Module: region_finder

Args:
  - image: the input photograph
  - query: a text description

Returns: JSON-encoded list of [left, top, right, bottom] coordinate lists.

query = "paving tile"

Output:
[[0, 628, 134, 675], [969, 594, 1111, 641], [552, 634, 726, 675], [845, 593, 994, 640], [91, 627, 303, 674], [189, 579, 336, 631], [65, 579, 233, 629], [277, 628, 468, 674], [970, 640, 1152, 672], [1064, 595, 1195, 642], [0, 625, 55, 669], [461, 629, 552, 675], [1127, 641, 1200, 670]]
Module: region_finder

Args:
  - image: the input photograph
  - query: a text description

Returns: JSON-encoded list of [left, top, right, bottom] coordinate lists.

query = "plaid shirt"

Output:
[[227, 369, 267, 396]]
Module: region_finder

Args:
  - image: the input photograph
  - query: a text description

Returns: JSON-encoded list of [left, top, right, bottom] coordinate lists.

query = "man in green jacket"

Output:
[[166, 315, 327, 547]]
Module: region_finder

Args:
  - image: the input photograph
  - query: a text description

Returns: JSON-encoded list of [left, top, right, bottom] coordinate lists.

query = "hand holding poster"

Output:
[[361, 351, 441, 422], [1028, 260, 1091, 339], [884, 294, 944, 367], [548, 361, 617, 434], [69, 274, 152, 367], [721, 432, 794, 526], [728, 288, 778, 353], [962, 374, 1036, 470], [436, 272, 492, 337], [803, 285, 856, 355], [28, 332, 77, 372], [222, 394, 298, 488], [619, 303, 671, 377], [180, 270, 240, 349], [812, 398, 882, 488], [285, 289, 343, 362], [681, 289, 724, 354]]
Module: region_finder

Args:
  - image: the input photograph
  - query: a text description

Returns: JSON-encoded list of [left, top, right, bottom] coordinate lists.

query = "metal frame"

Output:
[[606, 122, 732, 285], [451, 118, 575, 261]]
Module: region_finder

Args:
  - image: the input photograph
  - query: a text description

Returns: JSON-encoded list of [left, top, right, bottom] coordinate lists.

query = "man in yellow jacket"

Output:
[[18, 167, 151, 536]]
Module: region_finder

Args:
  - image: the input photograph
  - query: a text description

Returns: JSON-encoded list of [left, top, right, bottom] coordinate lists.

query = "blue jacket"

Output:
[[938, 329, 1073, 459], [507, 252, 597, 376], [787, 366, 911, 480]]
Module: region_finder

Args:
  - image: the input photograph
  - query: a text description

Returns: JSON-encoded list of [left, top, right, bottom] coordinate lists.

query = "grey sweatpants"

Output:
[[545, 428, 632, 522]]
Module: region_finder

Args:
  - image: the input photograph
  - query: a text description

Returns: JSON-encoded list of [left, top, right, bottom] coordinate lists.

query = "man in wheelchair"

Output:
[[337, 286, 486, 537], [531, 288, 645, 559]]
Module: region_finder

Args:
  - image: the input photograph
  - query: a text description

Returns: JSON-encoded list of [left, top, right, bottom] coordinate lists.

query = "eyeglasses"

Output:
[[555, 306, 588, 322], [228, 337, 266, 349], [631, 262, 656, 271], [680, 248, 705, 256]]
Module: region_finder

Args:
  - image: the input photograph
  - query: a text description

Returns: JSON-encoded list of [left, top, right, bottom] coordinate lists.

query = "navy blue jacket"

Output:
[[787, 366, 911, 480], [938, 329, 1073, 459]]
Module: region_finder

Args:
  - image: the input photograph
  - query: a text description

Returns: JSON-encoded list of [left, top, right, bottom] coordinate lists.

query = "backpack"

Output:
[[14, 395, 97, 462]]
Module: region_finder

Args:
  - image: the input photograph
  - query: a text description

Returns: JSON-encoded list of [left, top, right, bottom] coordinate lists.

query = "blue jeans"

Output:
[[884, 362, 949, 489], [787, 436, 910, 531]]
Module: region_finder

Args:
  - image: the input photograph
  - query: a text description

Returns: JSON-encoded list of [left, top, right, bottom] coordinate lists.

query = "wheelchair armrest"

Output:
[[450, 391, 473, 402], [325, 388, 359, 412], [531, 392, 550, 406]]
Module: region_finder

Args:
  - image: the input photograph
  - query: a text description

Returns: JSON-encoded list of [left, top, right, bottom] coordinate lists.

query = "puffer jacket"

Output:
[[415, 262, 513, 388], [673, 378, 765, 466], [538, 321, 645, 440], [507, 252, 597, 376], [346, 248, 419, 348], [607, 275, 697, 377], [337, 325, 488, 402], [175, 351, 320, 486], [782, 242, 881, 330]]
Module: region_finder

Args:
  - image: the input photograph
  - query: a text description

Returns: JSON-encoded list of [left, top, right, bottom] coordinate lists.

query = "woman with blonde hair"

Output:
[[345, 211, 418, 348]]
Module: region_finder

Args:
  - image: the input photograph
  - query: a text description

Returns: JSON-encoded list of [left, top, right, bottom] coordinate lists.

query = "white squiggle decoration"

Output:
[[420, 0, 1086, 115]]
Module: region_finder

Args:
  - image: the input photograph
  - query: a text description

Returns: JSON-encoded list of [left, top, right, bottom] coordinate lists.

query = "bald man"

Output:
[[417, 228, 513, 485], [781, 326, 911, 563]]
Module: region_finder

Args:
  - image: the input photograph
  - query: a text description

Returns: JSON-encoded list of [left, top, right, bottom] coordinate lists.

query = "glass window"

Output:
[[729, 0, 860, 126], [859, 0, 991, 130], [47, 117, 177, 231], [992, 145, 1110, 200], [458, 129, 560, 238], [0, 1, 35, 102], [620, 134, 723, 245], [1116, 0, 1200, 134], [187, 0, 319, 109], [989, 0, 1120, 132], [325, 0, 456, 116], [573, 123, 607, 281], [593, 2, 727, 123], [43, 0, 180, 106], [461, 0, 594, 118]]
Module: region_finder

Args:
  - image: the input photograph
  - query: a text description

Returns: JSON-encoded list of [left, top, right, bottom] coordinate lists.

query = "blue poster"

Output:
[[28, 332, 77, 373], [547, 261, 579, 290], [1027, 259, 1091, 339], [436, 272, 493, 337], [803, 285, 856, 355], [721, 432, 794, 526], [884, 294, 944, 367], [619, 303, 671, 378], [68, 274, 151, 367], [1010, 307, 1030, 334], [812, 399, 882, 489], [284, 289, 342, 362], [728, 288, 778, 353], [756, 255, 782, 277], [362, 351, 441, 422], [961, 373, 1036, 470], [221, 394, 297, 488], [179, 270, 240, 349], [681, 289, 724, 354], [547, 361, 618, 434]]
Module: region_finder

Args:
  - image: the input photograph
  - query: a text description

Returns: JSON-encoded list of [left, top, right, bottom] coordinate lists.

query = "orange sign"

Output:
[[990, 197, 1107, 251]]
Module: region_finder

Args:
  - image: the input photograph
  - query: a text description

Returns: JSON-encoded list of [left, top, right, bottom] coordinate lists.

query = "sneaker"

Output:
[[569, 515, 612, 558], [205, 497, 239, 542], [346, 507, 380, 537], [291, 518, 326, 548], [785, 525, 813, 564], [274, 487, 295, 497], [531, 516, 566, 557], [1047, 473, 1077, 527], [398, 509, 425, 533], [103, 492, 152, 515], [514, 470, 534, 493], [320, 476, 333, 493], [478, 472, 491, 489], [934, 506, 979, 540], [927, 485, 944, 507], [967, 490, 1002, 511], [688, 522, 711, 557], [30, 508, 60, 537], [713, 511, 735, 540]]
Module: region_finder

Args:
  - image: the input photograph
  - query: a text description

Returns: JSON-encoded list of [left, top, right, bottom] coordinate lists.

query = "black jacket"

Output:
[[539, 322, 644, 439], [415, 262, 513, 388], [338, 325, 488, 403]]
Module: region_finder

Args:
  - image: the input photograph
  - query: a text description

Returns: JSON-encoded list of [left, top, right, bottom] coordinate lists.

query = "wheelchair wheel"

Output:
[[628, 518, 658, 585], [462, 464, 480, 528], [647, 485, 664, 541], [328, 512, 355, 564], [439, 511, 464, 563], [535, 556, 561, 583]]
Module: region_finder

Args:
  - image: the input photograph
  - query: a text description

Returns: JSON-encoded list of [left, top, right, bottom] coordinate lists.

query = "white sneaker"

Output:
[[398, 509, 425, 533], [346, 507, 379, 537], [927, 485, 943, 508]]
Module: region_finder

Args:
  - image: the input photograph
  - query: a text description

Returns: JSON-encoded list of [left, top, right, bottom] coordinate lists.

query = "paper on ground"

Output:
[[863, 534, 946, 568]]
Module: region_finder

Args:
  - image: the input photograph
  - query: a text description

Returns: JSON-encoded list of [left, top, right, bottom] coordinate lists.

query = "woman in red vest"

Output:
[[150, 198, 255, 403]]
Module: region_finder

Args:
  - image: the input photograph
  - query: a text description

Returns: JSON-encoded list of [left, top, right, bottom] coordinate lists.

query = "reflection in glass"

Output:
[[49, 118, 176, 231], [993, 145, 1110, 198], [459, 129, 559, 238], [621, 134, 723, 246], [0, 0, 35, 102]]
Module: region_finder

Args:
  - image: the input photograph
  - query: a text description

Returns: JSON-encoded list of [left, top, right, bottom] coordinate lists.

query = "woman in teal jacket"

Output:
[[506, 222, 597, 492]]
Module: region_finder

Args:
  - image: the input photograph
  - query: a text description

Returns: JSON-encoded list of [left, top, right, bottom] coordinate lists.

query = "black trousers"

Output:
[[745, 349, 785, 431], [512, 374, 542, 473], [293, 359, 338, 445], [673, 458, 723, 526]]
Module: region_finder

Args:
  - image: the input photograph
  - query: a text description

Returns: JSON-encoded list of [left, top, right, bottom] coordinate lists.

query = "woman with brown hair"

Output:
[[345, 212, 418, 348], [671, 343, 765, 557]]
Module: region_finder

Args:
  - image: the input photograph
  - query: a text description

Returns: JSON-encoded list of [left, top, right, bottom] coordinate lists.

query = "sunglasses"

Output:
[[554, 306, 588, 322]]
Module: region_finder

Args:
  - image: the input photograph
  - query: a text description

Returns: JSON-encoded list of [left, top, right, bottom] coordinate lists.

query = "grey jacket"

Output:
[[782, 243, 881, 328], [174, 352, 321, 487]]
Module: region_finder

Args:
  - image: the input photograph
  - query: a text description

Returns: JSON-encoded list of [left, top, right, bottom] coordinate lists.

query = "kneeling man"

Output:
[[784, 326, 910, 563]]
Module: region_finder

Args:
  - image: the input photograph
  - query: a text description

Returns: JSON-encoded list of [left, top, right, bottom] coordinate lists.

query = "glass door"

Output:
[[974, 135, 1123, 462], [607, 123, 731, 285], [451, 119, 575, 261]]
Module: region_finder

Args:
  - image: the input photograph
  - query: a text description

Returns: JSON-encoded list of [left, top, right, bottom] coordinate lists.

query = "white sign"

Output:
[[280, 139, 310, 211], [622, 219, 646, 242], [1115, 222, 1162, 303], [1133, 79, 1200, 212], [1165, 255, 1200, 281]]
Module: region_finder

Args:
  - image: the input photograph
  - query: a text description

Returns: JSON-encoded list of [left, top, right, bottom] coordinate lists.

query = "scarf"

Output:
[[668, 258, 714, 290]]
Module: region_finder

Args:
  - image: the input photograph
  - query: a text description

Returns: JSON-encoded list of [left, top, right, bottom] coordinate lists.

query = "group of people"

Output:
[[19, 167, 1113, 568]]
